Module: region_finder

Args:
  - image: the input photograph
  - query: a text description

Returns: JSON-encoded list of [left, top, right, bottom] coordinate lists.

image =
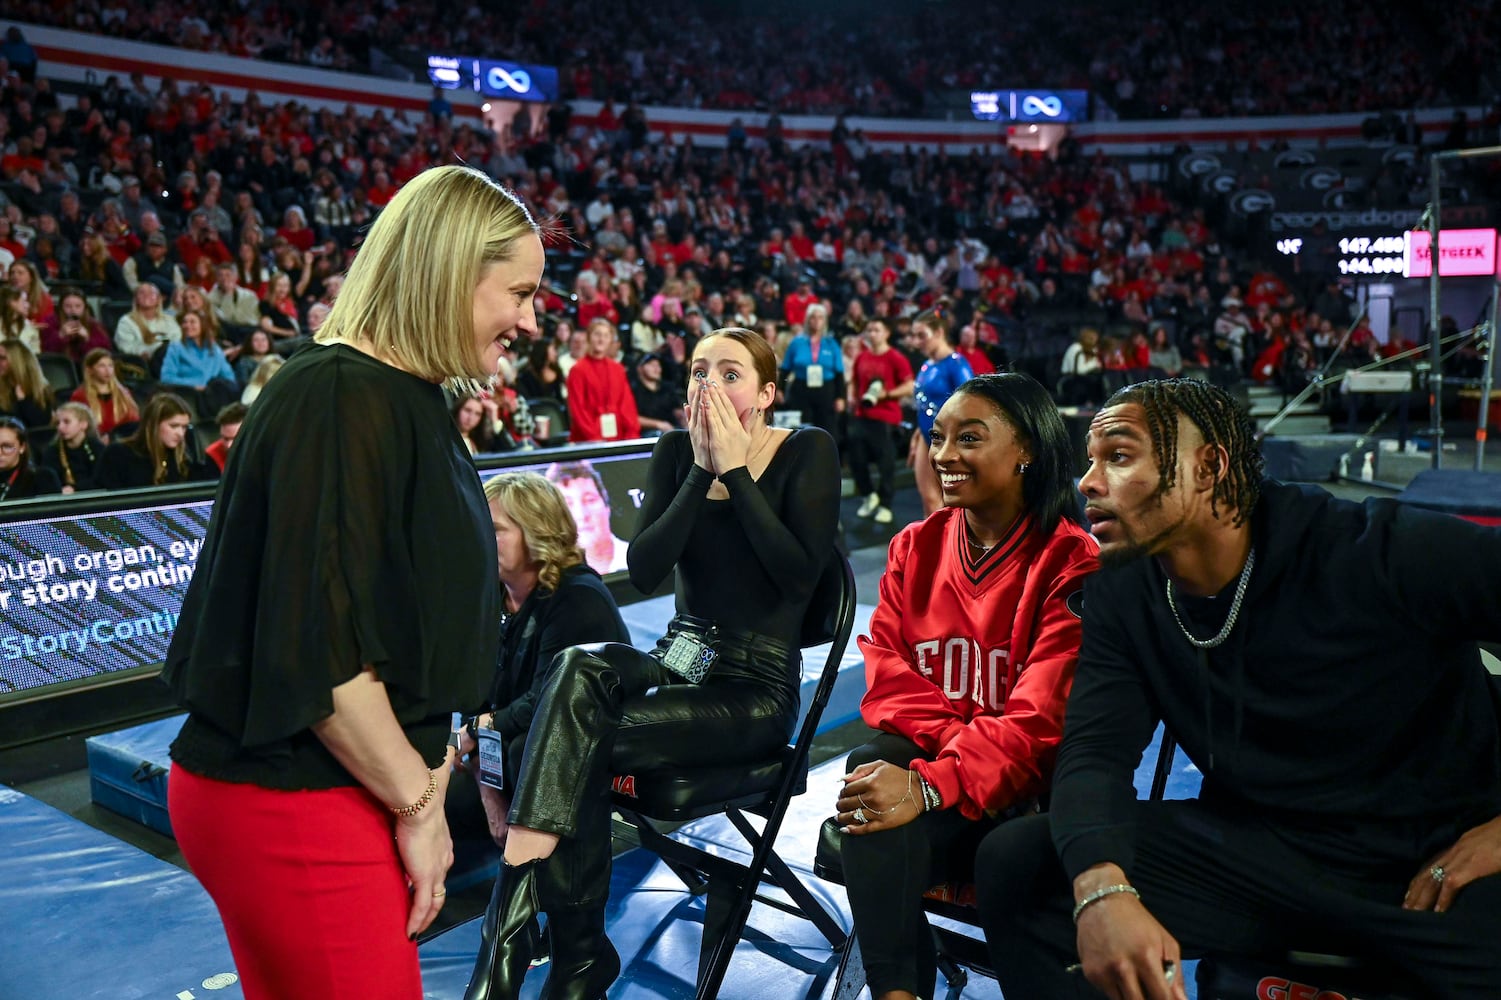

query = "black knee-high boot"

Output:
[[536, 787, 619, 1000], [463, 859, 543, 1000], [540, 904, 619, 1000]]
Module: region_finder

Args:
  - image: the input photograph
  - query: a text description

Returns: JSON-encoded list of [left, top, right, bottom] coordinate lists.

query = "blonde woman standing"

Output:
[[161, 166, 545, 1000]]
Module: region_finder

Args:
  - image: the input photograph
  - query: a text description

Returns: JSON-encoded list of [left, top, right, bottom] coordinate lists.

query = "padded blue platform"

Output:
[[1396, 468, 1501, 518], [0, 785, 245, 1000], [86, 595, 877, 849], [1259, 433, 1361, 482], [85, 714, 183, 837]]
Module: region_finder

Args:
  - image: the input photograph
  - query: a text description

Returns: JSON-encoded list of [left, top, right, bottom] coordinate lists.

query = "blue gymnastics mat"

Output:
[[85, 595, 876, 847], [1395, 468, 1501, 519], [0, 785, 245, 1000]]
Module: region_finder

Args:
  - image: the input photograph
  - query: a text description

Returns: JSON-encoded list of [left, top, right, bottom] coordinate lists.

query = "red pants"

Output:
[[169, 766, 422, 1000]]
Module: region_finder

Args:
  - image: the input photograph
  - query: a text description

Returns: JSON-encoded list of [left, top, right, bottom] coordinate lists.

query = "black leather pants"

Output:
[[509, 624, 801, 911]]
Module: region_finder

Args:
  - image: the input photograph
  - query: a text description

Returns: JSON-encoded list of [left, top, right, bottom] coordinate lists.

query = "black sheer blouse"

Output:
[[164, 344, 499, 789]]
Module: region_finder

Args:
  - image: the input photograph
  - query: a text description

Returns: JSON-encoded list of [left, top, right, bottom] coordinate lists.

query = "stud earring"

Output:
[[1018, 462, 1029, 474]]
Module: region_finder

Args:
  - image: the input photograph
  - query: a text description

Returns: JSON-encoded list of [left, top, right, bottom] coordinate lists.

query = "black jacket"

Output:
[[489, 563, 629, 741], [1051, 481, 1501, 879]]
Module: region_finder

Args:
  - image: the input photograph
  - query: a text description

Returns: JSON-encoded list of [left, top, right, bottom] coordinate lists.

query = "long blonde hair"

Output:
[[245, 355, 284, 395], [316, 165, 539, 392], [483, 472, 585, 593], [0, 337, 55, 412], [80, 347, 140, 428], [125, 282, 170, 348]]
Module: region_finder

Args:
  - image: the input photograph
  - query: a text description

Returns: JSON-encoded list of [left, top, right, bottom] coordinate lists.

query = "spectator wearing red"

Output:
[[847, 318, 914, 524], [0, 217, 24, 261], [94, 198, 142, 264], [566, 318, 641, 443], [955, 324, 996, 376], [1244, 270, 1289, 310], [783, 279, 818, 328], [366, 169, 399, 208], [177, 209, 232, 274], [574, 272, 619, 329], [40, 288, 114, 365], [787, 221, 816, 261], [276, 206, 316, 253], [204, 402, 248, 472]]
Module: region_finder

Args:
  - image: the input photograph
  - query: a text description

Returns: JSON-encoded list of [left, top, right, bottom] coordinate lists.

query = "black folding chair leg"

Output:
[[695, 874, 752, 1000], [830, 933, 867, 1000], [933, 924, 969, 989]]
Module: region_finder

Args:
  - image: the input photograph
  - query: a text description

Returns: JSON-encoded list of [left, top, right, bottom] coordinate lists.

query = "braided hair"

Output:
[[1106, 378, 1263, 526]]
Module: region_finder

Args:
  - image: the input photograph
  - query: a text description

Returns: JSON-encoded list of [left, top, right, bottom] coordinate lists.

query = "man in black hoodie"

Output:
[[975, 378, 1501, 999]]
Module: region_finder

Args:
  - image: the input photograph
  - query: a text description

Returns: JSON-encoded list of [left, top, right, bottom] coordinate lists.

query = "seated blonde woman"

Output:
[[114, 281, 183, 359], [447, 471, 629, 848]]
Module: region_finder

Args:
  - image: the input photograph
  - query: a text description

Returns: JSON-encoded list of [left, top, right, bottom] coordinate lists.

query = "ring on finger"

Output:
[[852, 807, 868, 825], [1430, 865, 1446, 882]]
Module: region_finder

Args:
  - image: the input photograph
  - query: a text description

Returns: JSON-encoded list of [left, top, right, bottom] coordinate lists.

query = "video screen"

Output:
[[478, 451, 652, 578], [0, 442, 656, 704], [0, 497, 213, 699]]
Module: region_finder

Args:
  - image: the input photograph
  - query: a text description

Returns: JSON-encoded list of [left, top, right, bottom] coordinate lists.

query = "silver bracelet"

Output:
[[917, 774, 942, 812], [1071, 883, 1140, 924]]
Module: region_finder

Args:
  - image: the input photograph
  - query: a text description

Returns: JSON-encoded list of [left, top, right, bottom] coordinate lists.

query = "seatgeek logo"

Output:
[[486, 65, 532, 95]]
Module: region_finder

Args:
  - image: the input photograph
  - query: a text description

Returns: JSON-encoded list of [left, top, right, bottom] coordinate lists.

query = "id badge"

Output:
[[476, 727, 506, 790], [658, 632, 718, 684], [804, 365, 825, 389], [600, 412, 618, 438]]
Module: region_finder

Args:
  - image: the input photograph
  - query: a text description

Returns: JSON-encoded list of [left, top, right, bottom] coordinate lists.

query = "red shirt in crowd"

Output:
[[783, 291, 818, 327], [852, 347, 914, 426], [956, 345, 996, 376], [577, 296, 619, 330], [565, 355, 641, 443], [205, 439, 231, 471]]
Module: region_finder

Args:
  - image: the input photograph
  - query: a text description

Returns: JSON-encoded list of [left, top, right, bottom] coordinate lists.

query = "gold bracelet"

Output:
[[390, 769, 438, 818]]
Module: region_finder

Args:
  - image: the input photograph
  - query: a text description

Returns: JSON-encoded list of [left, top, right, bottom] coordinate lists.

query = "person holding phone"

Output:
[[39, 288, 113, 366]]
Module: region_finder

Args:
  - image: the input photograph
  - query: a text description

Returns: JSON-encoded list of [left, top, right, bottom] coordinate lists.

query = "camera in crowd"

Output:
[[861, 379, 886, 407]]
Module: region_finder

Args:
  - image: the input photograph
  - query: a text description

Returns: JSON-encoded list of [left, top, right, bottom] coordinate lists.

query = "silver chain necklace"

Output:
[[1165, 548, 1255, 650]]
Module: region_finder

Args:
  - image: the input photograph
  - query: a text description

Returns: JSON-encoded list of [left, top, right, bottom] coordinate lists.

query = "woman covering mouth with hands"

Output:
[[831, 372, 1097, 1000], [459, 326, 840, 1000]]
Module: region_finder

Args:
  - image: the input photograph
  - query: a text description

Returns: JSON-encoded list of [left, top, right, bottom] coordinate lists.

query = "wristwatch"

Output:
[[465, 714, 481, 740], [447, 728, 464, 755]]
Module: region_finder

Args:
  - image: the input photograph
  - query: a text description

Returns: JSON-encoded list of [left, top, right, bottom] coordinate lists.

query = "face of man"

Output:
[[586, 323, 614, 359], [1080, 402, 1211, 567]]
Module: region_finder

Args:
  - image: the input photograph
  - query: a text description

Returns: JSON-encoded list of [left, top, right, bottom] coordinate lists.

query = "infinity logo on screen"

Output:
[[487, 66, 533, 94], [1021, 95, 1064, 118]]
